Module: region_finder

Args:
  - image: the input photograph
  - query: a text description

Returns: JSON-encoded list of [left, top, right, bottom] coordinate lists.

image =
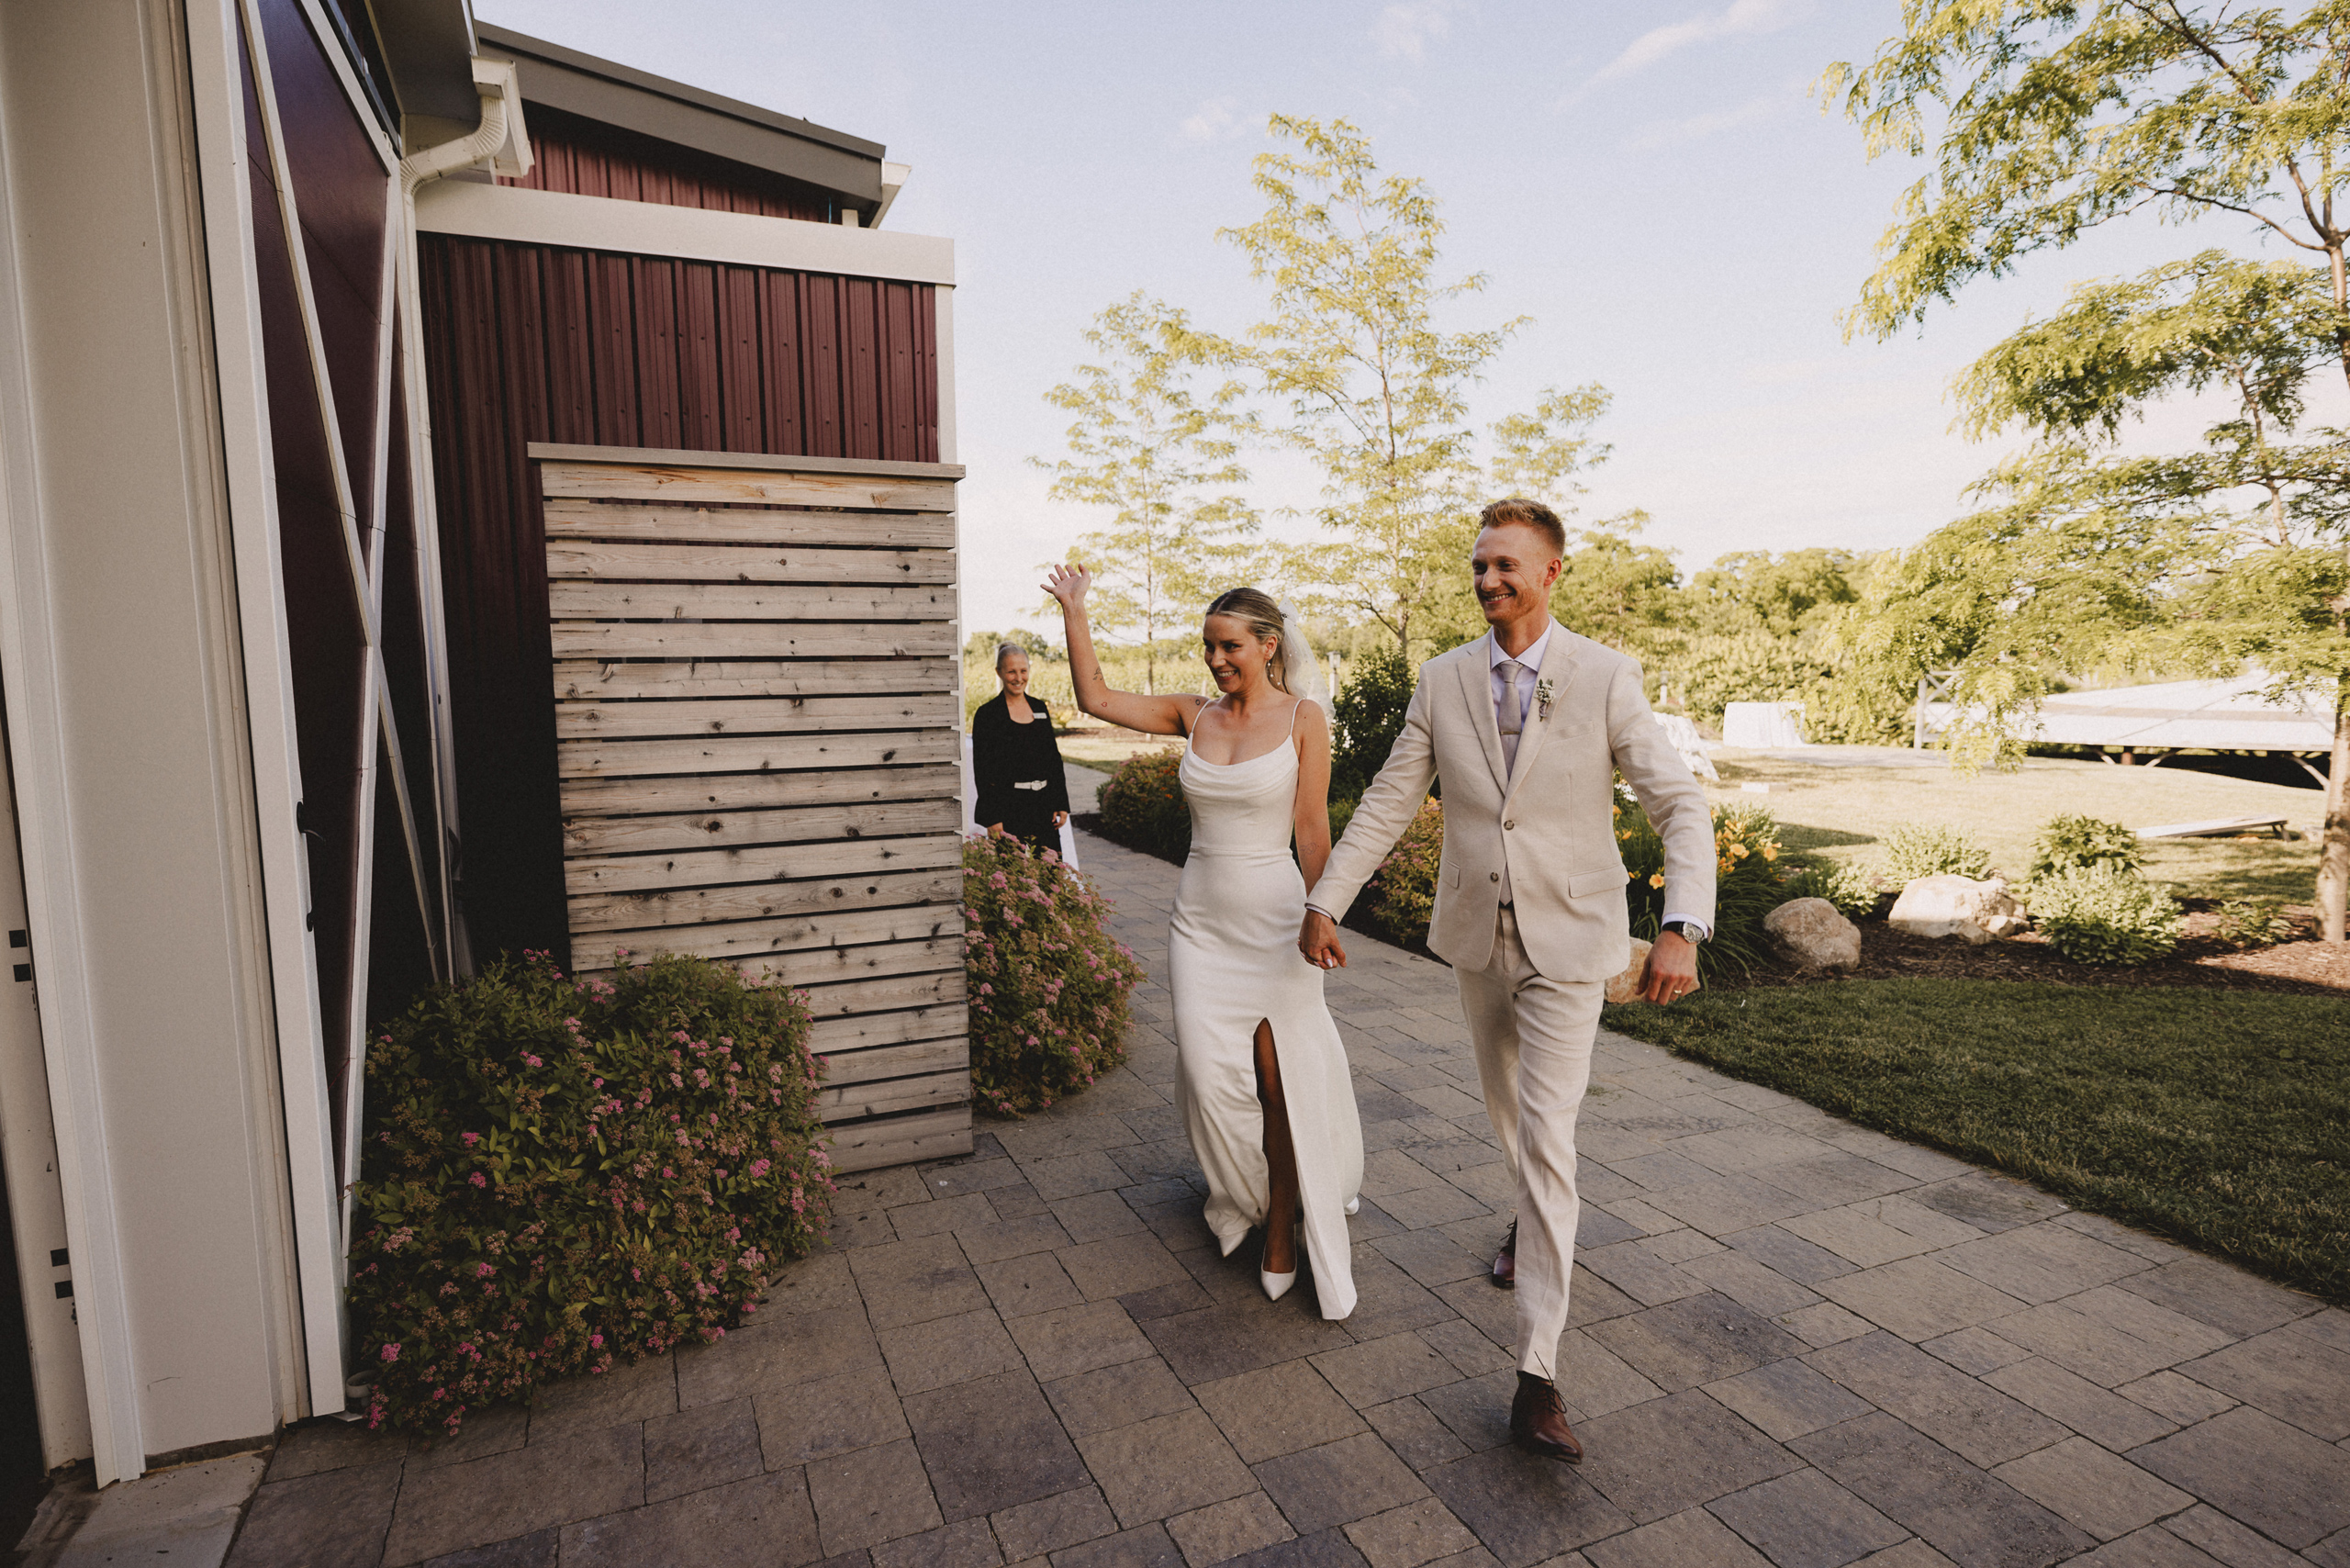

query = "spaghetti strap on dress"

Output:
[[1169, 707, 1363, 1318]]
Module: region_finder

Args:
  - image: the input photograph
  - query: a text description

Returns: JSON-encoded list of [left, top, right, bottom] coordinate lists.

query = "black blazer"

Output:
[[971, 692, 1072, 827]]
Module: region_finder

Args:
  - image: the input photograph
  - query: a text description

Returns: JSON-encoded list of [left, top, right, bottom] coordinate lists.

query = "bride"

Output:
[[1044, 566, 1363, 1317]]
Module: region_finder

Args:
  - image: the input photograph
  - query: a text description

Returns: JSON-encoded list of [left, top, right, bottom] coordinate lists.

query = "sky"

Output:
[[476, 0, 2341, 639]]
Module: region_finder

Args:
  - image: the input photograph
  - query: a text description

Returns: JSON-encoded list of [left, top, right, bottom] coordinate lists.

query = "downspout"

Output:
[[391, 59, 528, 985]]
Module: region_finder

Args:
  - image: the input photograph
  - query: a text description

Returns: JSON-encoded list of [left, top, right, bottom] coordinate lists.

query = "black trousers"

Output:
[[997, 800, 1060, 859]]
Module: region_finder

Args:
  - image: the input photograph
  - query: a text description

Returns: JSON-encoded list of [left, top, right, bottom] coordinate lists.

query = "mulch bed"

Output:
[[1077, 816, 2347, 996], [1728, 907, 2349, 998]]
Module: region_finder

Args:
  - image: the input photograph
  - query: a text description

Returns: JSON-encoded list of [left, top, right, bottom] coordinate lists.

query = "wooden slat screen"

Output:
[[541, 454, 969, 1172]]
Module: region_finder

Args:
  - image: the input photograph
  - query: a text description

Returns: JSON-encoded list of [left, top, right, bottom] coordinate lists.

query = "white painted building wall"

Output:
[[0, 0, 311, 1479]]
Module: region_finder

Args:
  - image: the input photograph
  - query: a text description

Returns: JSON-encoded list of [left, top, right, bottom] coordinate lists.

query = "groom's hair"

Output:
[[1478, 497, 1566, 560]]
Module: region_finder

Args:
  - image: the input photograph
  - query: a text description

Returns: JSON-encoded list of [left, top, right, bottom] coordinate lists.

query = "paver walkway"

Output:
[[223, 829, 2350, 1568]]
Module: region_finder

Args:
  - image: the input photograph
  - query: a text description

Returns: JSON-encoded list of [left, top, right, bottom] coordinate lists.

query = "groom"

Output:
[[1299, 497, 1715, 1462]]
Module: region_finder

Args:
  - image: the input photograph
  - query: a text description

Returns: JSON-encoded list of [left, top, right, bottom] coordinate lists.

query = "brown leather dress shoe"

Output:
[[1510, 1372, 1583, 1462], [1491, 1219, 1516, 1289]]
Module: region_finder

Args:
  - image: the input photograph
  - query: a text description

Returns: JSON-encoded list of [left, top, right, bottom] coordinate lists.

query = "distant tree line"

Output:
[[1032, 0, 2350, 937]]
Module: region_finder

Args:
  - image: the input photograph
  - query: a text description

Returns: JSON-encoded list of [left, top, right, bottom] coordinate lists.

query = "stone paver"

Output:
[[221, 826, 2341, 1568]]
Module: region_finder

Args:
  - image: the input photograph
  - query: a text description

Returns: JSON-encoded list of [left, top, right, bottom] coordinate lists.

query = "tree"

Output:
[[1549, 516, 1684, 659], [1827, 1, 2350, 940], [1420, 385, 1625, 650], [1034, 294, 1259, 694], [1687, 549, 1863, 639], [1213, 117, 1525, 659]]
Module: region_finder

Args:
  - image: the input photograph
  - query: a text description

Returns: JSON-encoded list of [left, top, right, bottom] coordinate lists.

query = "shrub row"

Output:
[[351, 952, 832, 1436], [964, 830, 1146, 1116]]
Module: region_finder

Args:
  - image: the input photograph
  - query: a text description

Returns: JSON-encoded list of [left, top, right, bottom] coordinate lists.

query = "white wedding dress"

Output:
[[1169, 712, 1364, 1319]]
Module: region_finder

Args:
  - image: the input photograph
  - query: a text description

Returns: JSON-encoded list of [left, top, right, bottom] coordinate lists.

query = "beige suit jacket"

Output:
[[1312, 622, 1717, 982]]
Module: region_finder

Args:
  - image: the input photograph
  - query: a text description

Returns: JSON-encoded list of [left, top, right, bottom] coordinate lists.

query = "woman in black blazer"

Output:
[[970, 643, 1072, 857]]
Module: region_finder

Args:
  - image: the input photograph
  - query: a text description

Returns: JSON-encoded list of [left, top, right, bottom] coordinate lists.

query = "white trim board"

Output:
[[524, 442, 961, 481], [416, 182, 956, 286]]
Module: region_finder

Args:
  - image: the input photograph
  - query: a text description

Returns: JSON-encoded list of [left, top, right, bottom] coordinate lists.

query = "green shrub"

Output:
[[1095, 747, 1191, 864], [1351, 800, 1444, 950], [1882, 822, 1994, 882], [1674, 632, 1832, 730], [964, 831, 1146, 1116], [352, 952, 830, 1436], [2028, 865, 2182, 965], [1618, 793, 1791, 979], [1330, 644, 1416, 801], [2029, 813, 2144, 880], [2210, 898, 2301, 951], [1781, 859, 1884, 919]]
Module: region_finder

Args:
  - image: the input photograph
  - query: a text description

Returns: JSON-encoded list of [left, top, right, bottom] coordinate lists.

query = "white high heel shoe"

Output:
[[1261, 1220, 1297, 1302]]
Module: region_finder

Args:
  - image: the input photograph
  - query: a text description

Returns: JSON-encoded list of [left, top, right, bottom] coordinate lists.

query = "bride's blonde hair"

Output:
[[1203, 588, 1291, 694]]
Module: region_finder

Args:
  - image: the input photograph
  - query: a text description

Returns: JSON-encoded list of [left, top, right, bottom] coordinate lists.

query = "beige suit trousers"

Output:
[[1456, 905, 1605, 1380]]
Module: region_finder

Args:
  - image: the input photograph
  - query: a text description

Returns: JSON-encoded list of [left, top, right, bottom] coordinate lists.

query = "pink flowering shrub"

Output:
[[965, 831, 1146, 1116], [350, 951, 830, 1435]]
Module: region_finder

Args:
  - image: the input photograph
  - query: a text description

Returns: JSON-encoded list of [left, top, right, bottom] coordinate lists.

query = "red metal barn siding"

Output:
[[500, 103, 835, 221], [420, 234, 940, 965]]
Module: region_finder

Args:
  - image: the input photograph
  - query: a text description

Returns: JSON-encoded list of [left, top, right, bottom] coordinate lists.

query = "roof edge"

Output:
[[474, 22, 883, 161]]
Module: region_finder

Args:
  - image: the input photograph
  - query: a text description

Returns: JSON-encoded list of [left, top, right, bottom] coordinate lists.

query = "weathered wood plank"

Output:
[[561, 764, 960, 821], [540, 463, 958, 513], [812, 1036, 966, 1090], [549, 580, 955, 623], [550, 622, 957, 660], [742, 935, 961, 990], [798, 968, 965, 1020], [564, 834, 958, 898], [546, 539, 955, 586], [817, 1070, 968, 1122], [542, 501, 957, 549], [554, 658, 957, 701], [563, 799, 961, 857], [825, 1107, 972, 1172], [568, 867, 959, 934], [557, 729, 957, 780], [810, 1004, 968, 1055], [555, 693, 958, 742], [571, 905, 964, 973]]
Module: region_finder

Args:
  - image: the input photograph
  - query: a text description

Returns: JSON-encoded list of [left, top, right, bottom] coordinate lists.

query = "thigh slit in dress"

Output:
[[1169, 734, 1364, 1319]]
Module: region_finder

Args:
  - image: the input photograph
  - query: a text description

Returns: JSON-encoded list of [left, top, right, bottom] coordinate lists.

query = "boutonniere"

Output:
[[1535, 677, 1555, 720]]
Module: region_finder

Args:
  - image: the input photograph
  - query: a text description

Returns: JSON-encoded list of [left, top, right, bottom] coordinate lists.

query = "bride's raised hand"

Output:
[[1042, 563, 1091, 611]]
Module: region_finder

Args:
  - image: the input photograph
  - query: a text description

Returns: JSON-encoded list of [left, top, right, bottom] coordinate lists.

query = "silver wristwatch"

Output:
[[1662, 920, 1705, 944]]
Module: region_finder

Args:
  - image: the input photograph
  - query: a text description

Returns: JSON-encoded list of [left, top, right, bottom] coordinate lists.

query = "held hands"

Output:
[[1053, 811, 1069, 827], [1042, 563, 1091, 610], [1298, 910, 1348, 970], [1639, 929, 1700, 1004]]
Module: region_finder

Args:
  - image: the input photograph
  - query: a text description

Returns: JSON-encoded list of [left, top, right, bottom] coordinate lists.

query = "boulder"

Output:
[[1888, 874, 2027, 945], [1606, 938, 1653, 1004], [1764, 897, 1861, 971]]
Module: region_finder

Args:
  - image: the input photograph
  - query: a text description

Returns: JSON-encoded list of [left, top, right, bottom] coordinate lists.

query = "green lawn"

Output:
[[1713, 748, 2325, 903], [1603, 980, 2349, 1305]]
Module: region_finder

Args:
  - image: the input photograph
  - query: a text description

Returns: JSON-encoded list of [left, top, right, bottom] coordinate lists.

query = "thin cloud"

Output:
[[1595, 0, 1813, 83], [1179, 95, 1244, 143], [1372, 0, 1460, 62], [1624, 95, 1786, 151]]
